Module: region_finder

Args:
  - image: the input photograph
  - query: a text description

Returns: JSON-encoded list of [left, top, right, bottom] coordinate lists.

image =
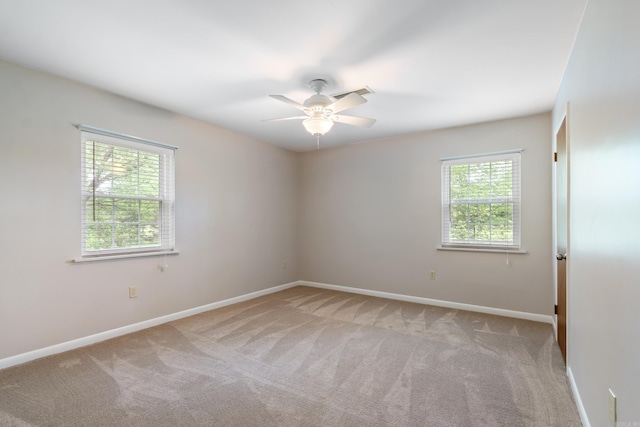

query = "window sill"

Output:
[[68, 250, 179, 264], [437, 247, 527, 254]]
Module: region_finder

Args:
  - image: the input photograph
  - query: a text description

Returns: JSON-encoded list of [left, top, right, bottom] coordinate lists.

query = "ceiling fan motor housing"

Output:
[[304, 79, 334, 116], [304, 94, 333, 113]]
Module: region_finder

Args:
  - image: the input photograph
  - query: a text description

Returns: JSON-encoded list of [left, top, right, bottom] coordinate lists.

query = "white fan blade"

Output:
[[333, 115, 376, 127], [262, 116, 307, 122], [269, 95, 306, 111], [326, 92, 366, 113]]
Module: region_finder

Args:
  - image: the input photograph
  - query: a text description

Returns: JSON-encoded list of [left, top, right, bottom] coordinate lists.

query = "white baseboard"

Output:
[[1, 280, 554, 370], [567, 366, 590, 427], [0, 281, 299, 370], [299, 280, 554, 325]]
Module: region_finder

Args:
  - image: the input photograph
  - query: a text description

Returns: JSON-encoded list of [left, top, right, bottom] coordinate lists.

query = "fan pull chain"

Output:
[[316, 135, 320, 150]]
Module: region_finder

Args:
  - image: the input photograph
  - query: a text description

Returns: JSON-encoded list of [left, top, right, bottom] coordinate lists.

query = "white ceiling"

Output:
[[0, 0, 586, 152]]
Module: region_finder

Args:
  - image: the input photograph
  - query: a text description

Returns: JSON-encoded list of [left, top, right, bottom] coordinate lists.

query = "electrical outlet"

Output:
[[429, 270, 436, 280], [129, 286, 137, 298], [608, 389, 616, 426], [283, 261, 287, 269]]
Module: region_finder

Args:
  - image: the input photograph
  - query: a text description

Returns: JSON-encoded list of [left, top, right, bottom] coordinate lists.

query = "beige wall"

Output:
[[552, 0, 640, 425], [0, 60, 299, 360], [298, 113, 553, 315]]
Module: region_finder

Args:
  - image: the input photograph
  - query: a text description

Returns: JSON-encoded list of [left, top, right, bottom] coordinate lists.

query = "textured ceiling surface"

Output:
[[0, 0, 586, 151]]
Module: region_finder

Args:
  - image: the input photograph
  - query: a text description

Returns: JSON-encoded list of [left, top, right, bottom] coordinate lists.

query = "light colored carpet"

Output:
[[0, 286, 580, 426]]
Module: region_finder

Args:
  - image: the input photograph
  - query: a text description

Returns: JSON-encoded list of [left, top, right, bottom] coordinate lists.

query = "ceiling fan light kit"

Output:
[[265, 78, 376, 149], [302, 117, 334, 136]]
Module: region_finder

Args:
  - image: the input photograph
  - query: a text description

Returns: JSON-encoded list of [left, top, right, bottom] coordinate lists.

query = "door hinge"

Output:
[[554, 152, 558, 162], [554, 304, 558, 315]]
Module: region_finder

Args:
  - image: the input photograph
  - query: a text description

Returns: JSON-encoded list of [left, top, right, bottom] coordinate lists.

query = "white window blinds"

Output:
[[441, 151, 521, 250], [80, 129, 175, 257]]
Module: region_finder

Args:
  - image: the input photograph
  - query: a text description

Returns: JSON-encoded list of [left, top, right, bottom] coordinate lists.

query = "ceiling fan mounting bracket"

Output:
[[309, 79, 328, 94]]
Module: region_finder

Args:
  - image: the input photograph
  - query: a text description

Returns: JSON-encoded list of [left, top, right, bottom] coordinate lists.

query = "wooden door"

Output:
[[555, 116, 568, 362]]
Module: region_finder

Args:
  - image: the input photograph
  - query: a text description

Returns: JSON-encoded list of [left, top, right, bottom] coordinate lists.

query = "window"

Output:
[[441, 151, 521, 250], [80, 127, 175, 258]]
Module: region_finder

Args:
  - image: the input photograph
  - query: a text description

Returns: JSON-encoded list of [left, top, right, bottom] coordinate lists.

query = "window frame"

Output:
[[79, 128, 176, 259], [441, 151, 522, 251]]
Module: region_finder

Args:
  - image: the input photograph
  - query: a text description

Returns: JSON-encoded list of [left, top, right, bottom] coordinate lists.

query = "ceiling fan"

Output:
[[264, 79, 376, 149]]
